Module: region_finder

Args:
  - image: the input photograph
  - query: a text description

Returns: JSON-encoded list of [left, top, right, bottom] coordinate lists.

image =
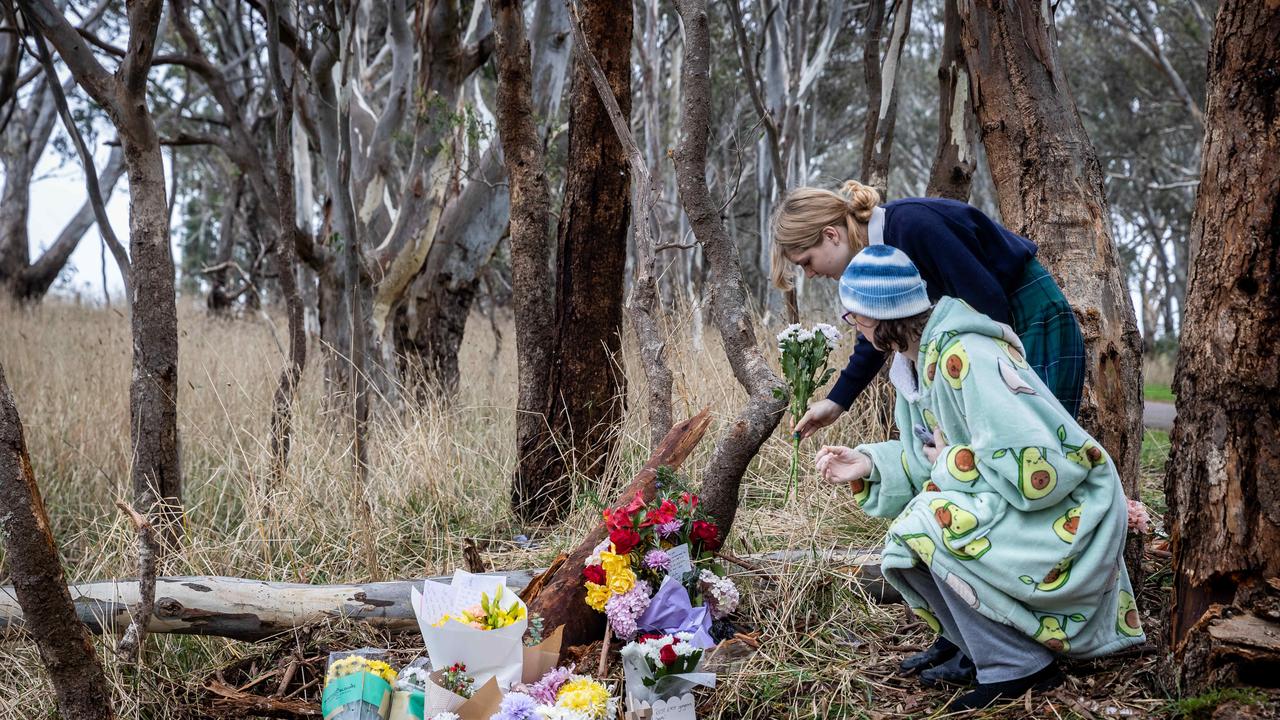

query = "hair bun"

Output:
[[839, 180, 881, 223]]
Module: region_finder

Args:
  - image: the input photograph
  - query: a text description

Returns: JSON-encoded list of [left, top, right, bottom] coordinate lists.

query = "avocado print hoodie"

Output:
[[853, 297, 1145, 658]]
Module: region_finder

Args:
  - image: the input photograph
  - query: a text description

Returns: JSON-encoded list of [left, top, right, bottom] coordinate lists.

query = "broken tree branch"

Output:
[[114, 500, 157, 664]]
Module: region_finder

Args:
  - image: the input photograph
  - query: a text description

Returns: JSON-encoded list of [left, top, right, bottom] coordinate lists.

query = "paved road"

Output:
[[1144, 401, 1176, 431]]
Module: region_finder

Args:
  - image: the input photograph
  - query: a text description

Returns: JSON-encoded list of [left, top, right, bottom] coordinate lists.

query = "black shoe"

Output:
[[947, 662, 1064, 711], [919, 653, 976, 687], [898, 637, 959, 675]]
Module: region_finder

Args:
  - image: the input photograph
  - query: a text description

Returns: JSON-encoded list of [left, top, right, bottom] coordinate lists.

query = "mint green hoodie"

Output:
[[853, 297, 1145, 658]]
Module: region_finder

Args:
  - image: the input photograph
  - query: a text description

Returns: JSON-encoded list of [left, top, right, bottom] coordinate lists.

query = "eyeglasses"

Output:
[[841, 311, 858, 328]]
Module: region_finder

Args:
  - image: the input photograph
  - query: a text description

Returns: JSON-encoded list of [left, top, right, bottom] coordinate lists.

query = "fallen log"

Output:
[[0, 571, 538, 643], [0, 550, 893, 643]]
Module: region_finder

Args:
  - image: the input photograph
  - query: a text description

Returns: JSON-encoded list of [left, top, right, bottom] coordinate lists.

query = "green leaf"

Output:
[[1068, 613, 1086, 622], [1019, 576, 1033, 584], [993, 449, 1007, 459], [1057, 425, 1067, 442]]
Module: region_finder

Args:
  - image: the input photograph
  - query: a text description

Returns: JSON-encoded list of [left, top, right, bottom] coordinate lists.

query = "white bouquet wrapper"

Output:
[[621, 644, 715, 708], [410, 570, 528, 690], [623, 692, 698, 720]]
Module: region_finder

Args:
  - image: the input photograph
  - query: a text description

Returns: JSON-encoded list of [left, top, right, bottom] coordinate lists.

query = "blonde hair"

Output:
[[769, 180, 881, 290]]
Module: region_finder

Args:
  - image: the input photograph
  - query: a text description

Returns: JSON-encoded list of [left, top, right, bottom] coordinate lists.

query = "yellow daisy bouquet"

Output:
[[322, 649, 396, 720]]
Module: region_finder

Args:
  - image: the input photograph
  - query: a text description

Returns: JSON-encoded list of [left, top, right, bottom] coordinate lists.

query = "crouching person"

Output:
[[816, 245, 1145, 710]]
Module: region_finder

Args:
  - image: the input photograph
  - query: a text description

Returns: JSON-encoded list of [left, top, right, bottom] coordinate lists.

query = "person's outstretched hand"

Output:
[[794, 399, 845, 440], [815, 445, 872, 486]]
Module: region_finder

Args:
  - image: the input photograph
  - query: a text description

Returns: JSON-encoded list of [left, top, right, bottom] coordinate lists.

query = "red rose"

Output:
[[637, 632, 663, 643], [610, 528, 642, 555], [659, 642, 678, 666], [690, 520, 721, 551], [642, 499, 678, 527], [583, 564, 606, 585]]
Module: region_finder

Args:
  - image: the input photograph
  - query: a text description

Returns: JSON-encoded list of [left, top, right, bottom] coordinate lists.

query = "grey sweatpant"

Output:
[[898, 566, 1054, 683]]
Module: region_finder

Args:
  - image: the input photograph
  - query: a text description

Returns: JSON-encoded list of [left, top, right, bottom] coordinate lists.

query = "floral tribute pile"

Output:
[[581, 468, 741, 645], [319, 471, 738, 720]]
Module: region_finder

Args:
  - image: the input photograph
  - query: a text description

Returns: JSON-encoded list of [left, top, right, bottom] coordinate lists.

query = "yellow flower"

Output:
[[326, 655, 397, 684], [585, 581, 610, 611], [599, 550, 630, 578], [366, 660, 398, 684], [606, 566, 636, 596], [557, 677, 611, 719]]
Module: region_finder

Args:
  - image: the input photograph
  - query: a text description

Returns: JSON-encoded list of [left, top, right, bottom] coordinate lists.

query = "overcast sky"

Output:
[[23, 139, 168, 306]]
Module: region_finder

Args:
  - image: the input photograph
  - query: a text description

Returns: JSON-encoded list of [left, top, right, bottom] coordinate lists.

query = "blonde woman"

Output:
[[776, 181, 1085, 433], [774, 181, 1086, 684]]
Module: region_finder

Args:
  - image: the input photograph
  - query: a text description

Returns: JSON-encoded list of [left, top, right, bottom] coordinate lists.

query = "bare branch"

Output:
[[25, 22, 132, 298], [113, 501, 156, 664]]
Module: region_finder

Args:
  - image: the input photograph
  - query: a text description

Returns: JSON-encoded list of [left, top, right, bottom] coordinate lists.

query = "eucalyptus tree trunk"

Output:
[[490, 0, 556, 519], [925, 0, 976, 201], [396, 0, 571, 395], [512, 0, 632, 522], [674, 0, 787, 536], [1165, 0, 1280, 691], [0, 74, 126, 302], [22, 0, 181, 544], [956, 0, 1144, 576], [0, 364, 115, 720], [861, 0, 913, 198]]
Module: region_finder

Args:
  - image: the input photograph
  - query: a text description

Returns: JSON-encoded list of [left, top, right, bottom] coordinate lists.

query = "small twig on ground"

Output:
[[273, 648, 303, 698], [115, 500, 157, 664], [598, 621, 611, 677]]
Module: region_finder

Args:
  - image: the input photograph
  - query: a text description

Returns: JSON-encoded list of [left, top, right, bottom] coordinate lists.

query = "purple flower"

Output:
[[605, 580, 653, 641], [656, 519, 682, 538], [490, 692, 539, 720], [527, 666, 573, 705], [643, 549, 670, 571]]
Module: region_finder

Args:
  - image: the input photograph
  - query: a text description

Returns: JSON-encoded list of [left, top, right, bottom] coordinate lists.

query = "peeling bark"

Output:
[[862, 0, 914, 197], [925, 0, 976, 201]]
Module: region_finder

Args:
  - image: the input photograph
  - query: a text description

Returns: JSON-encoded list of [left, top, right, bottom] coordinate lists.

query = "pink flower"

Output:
[[527, 666, 573, 705], [1126, 498, 1152, 535], [605, 580, 653, 641]]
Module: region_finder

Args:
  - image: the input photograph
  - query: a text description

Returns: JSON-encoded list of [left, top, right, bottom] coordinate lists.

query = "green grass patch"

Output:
[[1141, 429, 1170, 473], [1167, 687, 1267, 719], [1144, 383, 1176, 403]]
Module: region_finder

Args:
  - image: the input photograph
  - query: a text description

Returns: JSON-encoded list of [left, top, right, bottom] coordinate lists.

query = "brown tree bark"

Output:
[[523, 410, 712, 651], [925, 0, 976, 201], [673, 0, 787, 536], [490, 0, 556, 519], [955, 0, 1144, 570], [564, 0, 672, 449], [1165, 0, 1280, 691], [0, 364, 115, 719], [22, 0, 182, 546], [267, 0, 305, 483], [511, 0, 632, 522]]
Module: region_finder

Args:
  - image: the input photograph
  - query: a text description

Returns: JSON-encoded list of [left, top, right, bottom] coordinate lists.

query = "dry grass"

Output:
[[0, 300, 1180, 718]]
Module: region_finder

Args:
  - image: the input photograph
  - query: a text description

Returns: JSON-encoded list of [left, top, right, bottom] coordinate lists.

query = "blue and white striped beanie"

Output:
[[838, 245, 931, 320]]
